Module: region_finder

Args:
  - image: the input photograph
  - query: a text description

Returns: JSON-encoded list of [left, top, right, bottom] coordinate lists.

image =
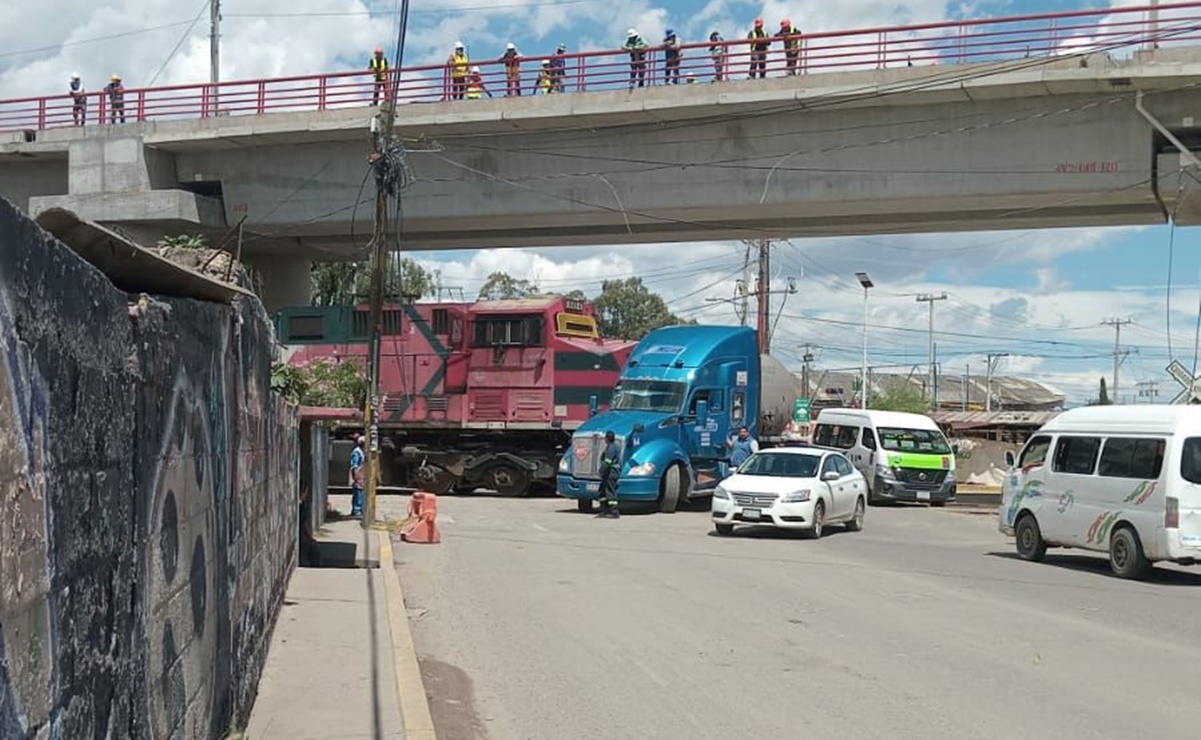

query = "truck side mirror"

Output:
[[696, 399, 709, 426], [1005, 450, 1016, 467], [588, 394, 598, 418]]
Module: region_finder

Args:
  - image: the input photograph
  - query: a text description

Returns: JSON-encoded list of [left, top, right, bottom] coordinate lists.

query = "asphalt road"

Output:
[[383, 496, 1201, 740]]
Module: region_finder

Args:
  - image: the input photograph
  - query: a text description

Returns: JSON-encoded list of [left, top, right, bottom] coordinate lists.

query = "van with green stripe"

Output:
[[812, 408, 957, 506]]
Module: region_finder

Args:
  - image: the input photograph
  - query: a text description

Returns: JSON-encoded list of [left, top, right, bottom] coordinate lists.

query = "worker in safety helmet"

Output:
[[500, 42, 522, 97], [105, 74, 126, 123], [349, 435, 366, 518], [624, 29, 649, 90], [747, 17, 769, 79], [535, 60, 554, 95], [370, 45, 389, 104], [708, 30, 727, 82], [597, 430, 622, 518], [550, 43, 568, 93], [778, 18, 802, 76], [447, 41, 469, 100], [662, 28, 681, 85], [69, 73, 86, 125], [466, 66, 490, 99]]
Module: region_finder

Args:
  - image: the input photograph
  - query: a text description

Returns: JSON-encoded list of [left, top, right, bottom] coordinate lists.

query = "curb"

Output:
[[378, 532, 438, 740]]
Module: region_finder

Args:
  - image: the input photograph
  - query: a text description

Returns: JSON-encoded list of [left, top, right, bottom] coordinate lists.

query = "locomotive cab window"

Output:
[[472, 315, 545, 348]]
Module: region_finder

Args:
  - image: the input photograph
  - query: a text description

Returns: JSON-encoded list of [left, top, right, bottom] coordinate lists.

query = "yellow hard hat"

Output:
[[110, 74, 121, 81]]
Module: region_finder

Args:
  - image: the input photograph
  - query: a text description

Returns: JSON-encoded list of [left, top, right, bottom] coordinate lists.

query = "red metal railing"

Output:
[[3, 2, 1200, 133]]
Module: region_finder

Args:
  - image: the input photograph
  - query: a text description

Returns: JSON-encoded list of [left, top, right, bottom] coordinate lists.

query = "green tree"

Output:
[[271, 358, 368, 408], [869, 385, 929, 413], [478, 271, 540, 301], [564, 289, 588, 302], [1091, 376, 1112, 406], [311, 257, 435, 306], [592, 277, 692, 340]]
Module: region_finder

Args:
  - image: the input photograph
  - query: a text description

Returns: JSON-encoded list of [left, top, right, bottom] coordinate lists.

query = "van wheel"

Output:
[[577, 499, 594, 513], [1109, 526, 1151, 580], [659, 464, 685, 514], [1015, 514, 1047, 562], [867, 481, 885, 507]]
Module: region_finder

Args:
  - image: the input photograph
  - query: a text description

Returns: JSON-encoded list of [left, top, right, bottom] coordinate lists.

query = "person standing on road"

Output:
[[624, 29, 649, 89], [501, 43, 522, 97], [597, 430, 622, 518], [728, 426, 759, 468], [370, 45, 389, 104], [105, 74, 126, 123], [69, 73, 86, 125], [747, 18, 770, 79], [349, 435, 366, 518], [708, 31, 727, 81]]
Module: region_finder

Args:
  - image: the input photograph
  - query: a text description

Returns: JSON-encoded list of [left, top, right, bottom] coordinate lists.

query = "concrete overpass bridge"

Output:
[[5, 2, 1201, 308]]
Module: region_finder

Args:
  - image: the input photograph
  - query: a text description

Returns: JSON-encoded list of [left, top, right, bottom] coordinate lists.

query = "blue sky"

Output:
[[1, 0, 1197, 404]]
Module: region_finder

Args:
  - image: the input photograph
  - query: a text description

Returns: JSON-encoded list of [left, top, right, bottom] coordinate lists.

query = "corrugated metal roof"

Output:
[[799, 370, 1064, 410], [930, 410, 1059, 427]]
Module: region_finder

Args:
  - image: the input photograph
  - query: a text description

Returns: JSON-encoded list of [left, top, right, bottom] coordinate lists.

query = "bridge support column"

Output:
[[248, 256, 311, 315]]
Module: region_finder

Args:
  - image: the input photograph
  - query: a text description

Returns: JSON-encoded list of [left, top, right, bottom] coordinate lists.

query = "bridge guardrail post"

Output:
[[37, 99, 46, 130], [877, 30, 887, 68], [318, 76, 328, 111], [257, 81, 266, 114], [578, 55, 586, 92], [136, 90, 146, 122]]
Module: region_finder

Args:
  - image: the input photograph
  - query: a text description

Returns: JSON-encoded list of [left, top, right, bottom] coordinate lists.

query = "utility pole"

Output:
[[210, 0, 221, 85], [739, 242, 752, 326], [801, 344, 816, 400], [964, 364, 970, 411], [985, 352, 1010, 412], [756, 239, 771, 354], [1103, 317, 1133, 404], [916, 292, 947, 409]]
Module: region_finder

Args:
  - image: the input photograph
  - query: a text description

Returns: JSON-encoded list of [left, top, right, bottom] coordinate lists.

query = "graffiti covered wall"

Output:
[[0, 196, 298, 740]]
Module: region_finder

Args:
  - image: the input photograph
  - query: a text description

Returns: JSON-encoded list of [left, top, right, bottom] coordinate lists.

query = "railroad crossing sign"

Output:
[[1165, 360, 1201, 405]]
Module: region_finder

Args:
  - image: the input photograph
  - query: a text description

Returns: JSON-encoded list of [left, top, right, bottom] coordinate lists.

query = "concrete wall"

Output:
[[0, 196, 298, 739]]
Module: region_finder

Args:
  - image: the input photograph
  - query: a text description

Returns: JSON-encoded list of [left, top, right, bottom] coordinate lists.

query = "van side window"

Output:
[[813, 424, 833, 447], [1019, 435, 1052, 469], [861, 428, 877, 451], [1182, 438, 1201, 484], [1053, 436, 1101, 475], [834, 426, 859, 450], [1098, 438, 1165, 479]]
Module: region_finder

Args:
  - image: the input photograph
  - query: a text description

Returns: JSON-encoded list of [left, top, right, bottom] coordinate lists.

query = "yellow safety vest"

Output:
[[451, 52, 469, 79], [370, 56, 388, 81], [467, 78, 483, 99], [538, 72, 552, 93]]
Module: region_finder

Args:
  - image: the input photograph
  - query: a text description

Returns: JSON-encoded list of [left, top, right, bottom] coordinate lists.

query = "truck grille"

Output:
[[570, 432, 623, 479], [732, 492, 778, 508], [893, 468, 947, 489]]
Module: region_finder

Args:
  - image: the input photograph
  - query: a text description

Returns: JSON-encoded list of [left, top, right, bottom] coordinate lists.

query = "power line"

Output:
[[148, 0, 212, 87]]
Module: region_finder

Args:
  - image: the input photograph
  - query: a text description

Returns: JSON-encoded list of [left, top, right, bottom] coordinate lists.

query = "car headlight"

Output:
[[628, 461, 656, 477], [558, 456, 570, 472], [713, 485, 730, 500], [781, 489, 811, 503]]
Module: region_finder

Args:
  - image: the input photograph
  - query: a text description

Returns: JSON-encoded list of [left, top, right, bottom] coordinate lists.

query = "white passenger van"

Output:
[[999, 405, 1201, 579], [812, 408, 957, 506]]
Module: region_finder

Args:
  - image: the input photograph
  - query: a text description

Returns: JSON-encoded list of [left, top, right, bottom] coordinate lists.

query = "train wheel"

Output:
[[488, 464, 532, 497]]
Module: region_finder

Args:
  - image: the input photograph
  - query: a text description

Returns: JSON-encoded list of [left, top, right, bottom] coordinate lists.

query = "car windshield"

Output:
[[737, 453, 820, 478], [611, 380, 686, 413], [878, 427, 951, 454]]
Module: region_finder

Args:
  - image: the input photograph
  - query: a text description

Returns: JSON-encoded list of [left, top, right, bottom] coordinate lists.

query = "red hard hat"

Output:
[[754, 17, 764, 27]]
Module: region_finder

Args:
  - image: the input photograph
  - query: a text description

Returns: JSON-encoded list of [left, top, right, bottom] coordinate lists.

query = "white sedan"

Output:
[[711, 447, 868, 538]]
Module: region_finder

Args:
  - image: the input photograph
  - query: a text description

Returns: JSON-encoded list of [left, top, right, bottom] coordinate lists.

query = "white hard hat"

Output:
[[627, 28, 638, 37], [471, 65, 480, 73], [70, 72, 80, 79], [454, 40, 464, 48], [506, 42, 516, 50]]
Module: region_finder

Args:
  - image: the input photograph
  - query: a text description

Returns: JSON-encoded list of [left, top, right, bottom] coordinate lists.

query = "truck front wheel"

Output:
[[577, 498, 594, 513], [659, 464, 686, 514]]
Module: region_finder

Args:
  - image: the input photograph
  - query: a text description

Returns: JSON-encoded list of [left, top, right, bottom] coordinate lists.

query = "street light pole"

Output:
[[856, 272, 874, 410]]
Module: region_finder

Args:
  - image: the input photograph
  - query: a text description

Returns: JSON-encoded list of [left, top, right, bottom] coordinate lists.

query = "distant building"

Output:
[[799, 370, 1065, 413]]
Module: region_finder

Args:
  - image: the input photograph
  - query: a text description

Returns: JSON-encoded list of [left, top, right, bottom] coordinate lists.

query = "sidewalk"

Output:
[[246, 519, 436, 740]]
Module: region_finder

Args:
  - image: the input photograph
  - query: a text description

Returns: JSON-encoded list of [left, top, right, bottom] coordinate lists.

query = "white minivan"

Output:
[[812, 408, 957, 506], [999, 405, 1201, 579]]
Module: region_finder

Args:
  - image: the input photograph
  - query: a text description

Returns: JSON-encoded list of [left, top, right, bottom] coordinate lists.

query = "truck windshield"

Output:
[[737, 453, 820, 478], [611, 380, 686, 413], [878, 427, 951, 455]]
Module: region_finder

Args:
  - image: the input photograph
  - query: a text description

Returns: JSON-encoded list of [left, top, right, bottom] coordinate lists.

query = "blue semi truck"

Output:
[[556, 325, 801, 512]]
